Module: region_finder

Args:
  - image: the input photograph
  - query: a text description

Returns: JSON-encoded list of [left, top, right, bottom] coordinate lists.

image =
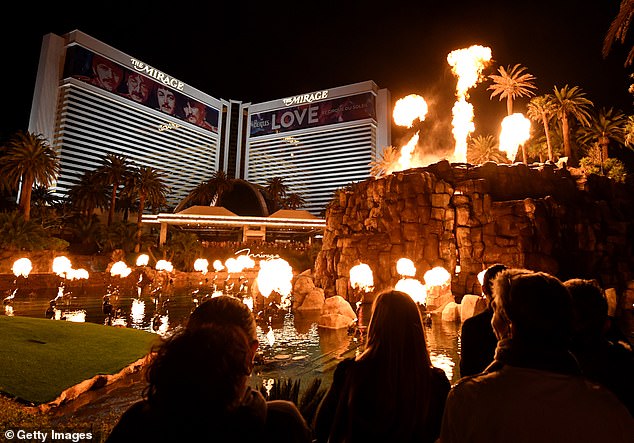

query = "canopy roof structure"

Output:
[[143, 206, 325, 244]]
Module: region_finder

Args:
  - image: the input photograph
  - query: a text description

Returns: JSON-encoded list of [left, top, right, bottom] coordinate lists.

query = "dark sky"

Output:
[[2, 1, 633, 142]]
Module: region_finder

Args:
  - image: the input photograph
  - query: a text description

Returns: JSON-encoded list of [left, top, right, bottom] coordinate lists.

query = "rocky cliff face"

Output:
[[314, 160, 634, 308]]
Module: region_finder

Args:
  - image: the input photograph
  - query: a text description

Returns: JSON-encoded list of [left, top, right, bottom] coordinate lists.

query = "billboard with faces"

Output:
[[64, 45, 219, 133]]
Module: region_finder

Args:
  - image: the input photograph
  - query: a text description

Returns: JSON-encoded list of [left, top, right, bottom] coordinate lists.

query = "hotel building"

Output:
[[29, 30, 391, 215]]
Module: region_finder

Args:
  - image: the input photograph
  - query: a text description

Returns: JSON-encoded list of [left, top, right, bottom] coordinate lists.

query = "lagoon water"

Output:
[[3, 282, 461, 422]]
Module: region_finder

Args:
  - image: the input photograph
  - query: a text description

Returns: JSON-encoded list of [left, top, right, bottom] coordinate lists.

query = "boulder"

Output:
[[297, 287, 325, 311], [318, 313, 355, 330], [318, 295, 357, 329], [442, 302, 461, 322], [460, 294, 487, 322]]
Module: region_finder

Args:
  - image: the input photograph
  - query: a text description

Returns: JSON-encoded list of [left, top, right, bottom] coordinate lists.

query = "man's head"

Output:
[[183, 101, 206, 125], [123, 73, 151, 103], [480, 263, 507, 301], [491, 269, 573, 346], [564, 278, 608, 337], [91, 55, 123, 92], [156, 85, 176, 114]]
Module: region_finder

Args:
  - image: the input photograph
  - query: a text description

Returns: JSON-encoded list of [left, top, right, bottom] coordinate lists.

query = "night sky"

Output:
[[2, 1, 633, 144]]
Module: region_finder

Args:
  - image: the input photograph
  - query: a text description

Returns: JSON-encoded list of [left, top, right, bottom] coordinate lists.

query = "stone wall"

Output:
[[313, 160, 634, 308]]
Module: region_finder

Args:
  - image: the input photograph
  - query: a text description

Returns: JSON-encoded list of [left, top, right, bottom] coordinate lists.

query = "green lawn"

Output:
[[0, 316, 158, 405]]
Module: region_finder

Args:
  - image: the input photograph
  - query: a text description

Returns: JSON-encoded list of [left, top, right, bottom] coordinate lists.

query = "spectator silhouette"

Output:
[[441, 269, 633, 443], [565, 278, 634, 416], [314, 289, 450, 443], [107, 296, 311, 443], [459, 263, 507, 377]]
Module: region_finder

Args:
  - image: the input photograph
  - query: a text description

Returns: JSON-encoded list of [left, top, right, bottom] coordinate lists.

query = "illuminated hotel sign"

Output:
[[130, 58, 184, 91], [283, 90, 328, 106], [250, 92, 376, 137]]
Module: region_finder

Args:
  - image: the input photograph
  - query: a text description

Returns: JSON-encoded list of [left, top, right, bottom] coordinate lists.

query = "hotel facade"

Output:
[[29, 30, 391, 215]]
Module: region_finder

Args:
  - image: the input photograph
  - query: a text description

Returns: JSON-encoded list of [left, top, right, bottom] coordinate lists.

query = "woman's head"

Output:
[[363, 290, 430, 365], [188, 295, 257, 344], [145, 323, 252, 413]]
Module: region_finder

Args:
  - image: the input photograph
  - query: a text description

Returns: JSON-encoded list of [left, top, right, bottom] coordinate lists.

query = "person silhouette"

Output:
[[107, 296, 311, 443], [314, 289, 450, 443], [459, 263, 507, 377], [441, 269, 633, 443]]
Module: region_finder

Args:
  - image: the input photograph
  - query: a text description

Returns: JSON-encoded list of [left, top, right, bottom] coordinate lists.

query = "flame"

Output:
[[396, 258, 416, 277], [155, 260, 174, 272], [349, 263, 374, 292], [12, 258, 32, 278], [256, 258, 294, 298], [52, 256, 73, 277], [110, 261, 132, 278], [498, 113, 531, 162], [225, 258, 240, 274], [236, 254, 256, 270], [393, 94, 428, 128], [213, 259, 224, 272], [136, 254, 149, 266], [447, 45, 492, 162], [243, 295, 254, 312], [66, 268, 89, 280], [395, 278, 427, 304], [193, 258, 209, 274], [423, 266, 451, 287]]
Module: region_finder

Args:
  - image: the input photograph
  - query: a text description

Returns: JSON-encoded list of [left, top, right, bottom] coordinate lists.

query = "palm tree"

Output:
[[66, 170, 109, 217], [284, 192, 307, 210], [487, 64, 537, 115], [129, 166, 169, 252], [578, 107, 626, 169], [96, 154, 132, 226], [0, 131, 60, 221], [174, 170, 233, 212], [467, 135, 509, 164], [527, 95, 557, 162], [551, 85, 594, 164], [603, 0, 634, 66], [624, 115, 634, 147], [370, 146, 400, 177], [265, 176, 289, 210]]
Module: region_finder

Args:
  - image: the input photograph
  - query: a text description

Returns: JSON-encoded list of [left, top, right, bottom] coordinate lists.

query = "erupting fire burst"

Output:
[[349, 263, 374, 292], [396, 258, 416, 277], [395, 278, 427, 305], [424, 266, 452, 287], [447, 45, 492, 163], [110, 261, 132, 278], [52, 256, 72, 277], [498, 113, 531, 162], [213, 259, 224, 272], [52, 256, 89, 280], [194, 258, 209, 274], [136, 254, 150, 267], [256, 258, 293, 299], [12, 258, 32, 278], [155, 260, 174, 272]]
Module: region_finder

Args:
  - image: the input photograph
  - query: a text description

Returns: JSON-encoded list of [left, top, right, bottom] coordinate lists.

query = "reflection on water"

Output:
[[4, 284, 462, 387]]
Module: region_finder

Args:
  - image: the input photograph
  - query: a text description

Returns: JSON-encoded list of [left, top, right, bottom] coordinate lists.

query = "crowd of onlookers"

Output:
[[106, 265, 634, 442]]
